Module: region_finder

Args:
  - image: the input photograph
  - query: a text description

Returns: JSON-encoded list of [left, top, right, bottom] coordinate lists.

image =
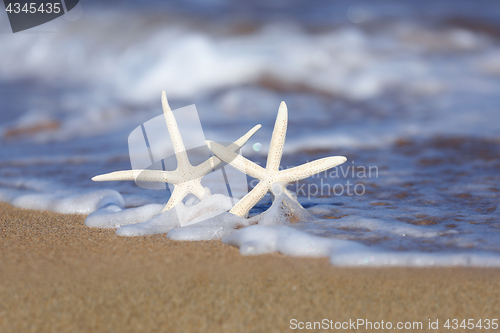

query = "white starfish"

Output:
[[92, 91, 261, 213], [206, 101, 347, 217]]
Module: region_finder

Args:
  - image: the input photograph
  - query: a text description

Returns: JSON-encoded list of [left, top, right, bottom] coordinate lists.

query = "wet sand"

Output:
[[0, 202, 499, 332]]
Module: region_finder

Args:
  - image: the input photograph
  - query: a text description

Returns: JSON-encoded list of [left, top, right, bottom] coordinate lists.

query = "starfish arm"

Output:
[[187, 181, 207, 201], [92, 170, 182, 184], [205, 141, 266, 179], [266, 101, 288, 172], [163, 185, 189, 212], [229, 181, 269, 217], [161, 91, 189, 168], [193, 124, 262, 178], [277, 156, 347, 182], [191, 156, 218, 179], [226, 124, 262, 151]]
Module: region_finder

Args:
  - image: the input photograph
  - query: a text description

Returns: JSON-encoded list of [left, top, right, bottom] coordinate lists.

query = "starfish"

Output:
[[206, 101, 347, 217], [92, 91, 261, 212]]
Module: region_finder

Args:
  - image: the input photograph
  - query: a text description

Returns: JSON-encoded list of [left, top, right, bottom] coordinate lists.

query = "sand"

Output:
[[0, 202, 499, 333]]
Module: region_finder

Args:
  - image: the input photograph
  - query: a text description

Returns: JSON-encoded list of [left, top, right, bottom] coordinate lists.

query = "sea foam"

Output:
[[0, 187, 124, 215], [78, 189, 500, 267]]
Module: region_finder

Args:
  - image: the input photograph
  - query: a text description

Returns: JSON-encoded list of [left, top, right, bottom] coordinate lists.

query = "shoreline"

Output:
[[1, 202, 499, 332]]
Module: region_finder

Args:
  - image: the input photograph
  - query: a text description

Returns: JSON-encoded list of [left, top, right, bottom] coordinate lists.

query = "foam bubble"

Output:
[[114, 194, 239, 236], [85, 203, 163, 228], [4, 188, 124, 214]]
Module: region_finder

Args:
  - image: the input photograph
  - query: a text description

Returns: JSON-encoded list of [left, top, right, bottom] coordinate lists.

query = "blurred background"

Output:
[[0, 0, 499, 251]]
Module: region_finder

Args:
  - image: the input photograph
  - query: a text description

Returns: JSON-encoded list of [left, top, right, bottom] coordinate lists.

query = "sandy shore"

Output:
[[0, 202, 499, 332]]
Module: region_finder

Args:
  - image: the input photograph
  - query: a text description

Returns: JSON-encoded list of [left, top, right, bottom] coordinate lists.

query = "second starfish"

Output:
[[206, 102, 347, 217]]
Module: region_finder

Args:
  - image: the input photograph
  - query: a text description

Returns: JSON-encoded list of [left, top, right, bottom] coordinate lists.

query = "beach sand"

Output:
[[0, 202, 499, 332]]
